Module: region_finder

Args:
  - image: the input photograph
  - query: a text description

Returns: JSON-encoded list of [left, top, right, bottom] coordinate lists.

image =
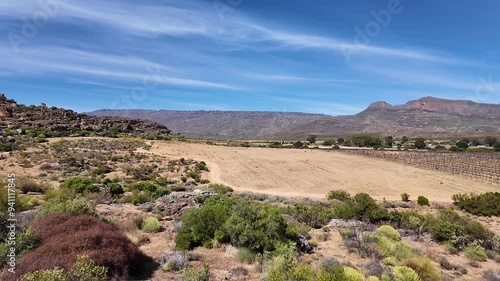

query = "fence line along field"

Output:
[[341, 150, 500, 185], [146, 141, 499, 202]]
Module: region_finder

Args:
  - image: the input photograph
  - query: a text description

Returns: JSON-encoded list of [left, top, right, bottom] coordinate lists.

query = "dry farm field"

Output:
[[146, 141, 499, 202]]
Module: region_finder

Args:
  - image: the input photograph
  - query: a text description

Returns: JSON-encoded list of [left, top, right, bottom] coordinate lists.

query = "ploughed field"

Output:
[[148, 142, 499, 202]]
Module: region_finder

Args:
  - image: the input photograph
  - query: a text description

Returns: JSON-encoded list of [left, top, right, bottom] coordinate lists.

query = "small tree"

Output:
[[484, 136, 498, 147], [401, 136, 409, 143], [337, 137, 345, 145], [384, 136, 394, 148], [307, 135, 317, 144], [401, 193, 410, 202], [456, 140, 469, 149], [414, 137, 426, 149], [323, 140, 334, 146], [293, 141, 304, 149]]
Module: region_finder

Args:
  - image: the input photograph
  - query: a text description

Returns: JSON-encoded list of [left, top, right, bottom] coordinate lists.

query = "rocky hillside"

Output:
[[0, 94, 172, 145], [89, 97, 500, 140]]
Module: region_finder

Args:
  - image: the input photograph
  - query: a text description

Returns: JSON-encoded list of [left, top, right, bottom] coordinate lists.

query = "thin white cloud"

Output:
[[241, 72, 366, 84], [0, 0, 472, 65], [0, 46, 239, 90]]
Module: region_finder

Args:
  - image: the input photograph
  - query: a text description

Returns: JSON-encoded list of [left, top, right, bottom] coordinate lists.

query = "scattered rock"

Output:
[[327, 219, 365, 228]]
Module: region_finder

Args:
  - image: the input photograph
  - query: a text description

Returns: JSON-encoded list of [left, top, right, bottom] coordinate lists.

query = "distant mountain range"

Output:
[[89, 97, 500, 140]]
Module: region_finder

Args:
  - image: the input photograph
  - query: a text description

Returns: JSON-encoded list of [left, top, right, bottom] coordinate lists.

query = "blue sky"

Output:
[[1, 0, 499, 115]]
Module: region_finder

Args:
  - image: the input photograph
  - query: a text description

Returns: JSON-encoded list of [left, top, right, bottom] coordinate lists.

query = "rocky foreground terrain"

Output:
[[90, 97, 500, 140]]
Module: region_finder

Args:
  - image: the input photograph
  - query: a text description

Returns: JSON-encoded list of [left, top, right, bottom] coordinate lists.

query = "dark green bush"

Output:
[[289, 203, 334, 229], [417, 196, 429, 206], [61, 177, 98, 194], [176, 198, 232, 251], [333, 193, 390, 223], [92, 165, 113, 175], [452, 192, 500, 217]]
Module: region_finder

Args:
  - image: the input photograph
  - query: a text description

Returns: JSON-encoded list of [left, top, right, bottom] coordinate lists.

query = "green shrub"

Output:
[[371, 235, 394, 257], [343, 266, 365, 281], [374, 225, 401, 242], [0, 228, 40, 266], [452, 192, 500, 217], [236, 248, 257, 264], [61, 177, 98, 194], [108, 183, 124, 196], [210, 184, 233, 195], [327, 190, 351, 202], [127, 181, 156, 192], [224, 202, 297, 253], [176, 198, 231, 250], [401, 257, 439, 281], [141, 217, 161, 233], [323, 140, 335, 146], [290, 203, 334, 229], [92, 165, 112, 175], [187, 171, 201, 182], [37, 198, 97, 218], [464, 244, 487, 261], [393, 266, 421, 281], [182, 264, 210, 281], [417, 196, 429, 206], [394, 243, 415, 261], [18, 255, 108, 281], [195, 161, 209, 172], [71, 255, 108, 281], [19, 268, 69, 281], [333, 193, 389, 223], [401, 193, 410, 202]]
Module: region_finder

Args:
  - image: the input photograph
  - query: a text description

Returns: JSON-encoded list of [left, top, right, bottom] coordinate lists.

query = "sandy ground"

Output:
[[147, 142, 499, 202]]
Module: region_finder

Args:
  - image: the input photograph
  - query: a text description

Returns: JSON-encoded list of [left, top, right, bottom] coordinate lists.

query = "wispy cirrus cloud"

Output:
[[1, 0, 471, 65], [0, 46, 239, 90], [240, 72, 367, 84]]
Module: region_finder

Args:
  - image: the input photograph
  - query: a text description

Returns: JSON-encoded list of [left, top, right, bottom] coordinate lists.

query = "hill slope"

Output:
[[89, 97, 500, 139], [0, 94, 172, 142]]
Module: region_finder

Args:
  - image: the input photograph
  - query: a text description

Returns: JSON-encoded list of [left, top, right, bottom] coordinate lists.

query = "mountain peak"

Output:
[[366, 101, 393, 111]]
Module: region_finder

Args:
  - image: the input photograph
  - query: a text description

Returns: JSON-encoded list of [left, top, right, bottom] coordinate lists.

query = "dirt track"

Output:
[[148, 142, 498, 202]]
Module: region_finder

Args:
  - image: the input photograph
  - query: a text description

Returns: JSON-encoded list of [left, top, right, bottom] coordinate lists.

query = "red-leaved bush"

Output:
[[7, 214, 149, 280]]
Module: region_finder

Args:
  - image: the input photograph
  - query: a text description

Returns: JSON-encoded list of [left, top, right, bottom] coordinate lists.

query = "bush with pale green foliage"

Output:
[[19, 255, 107, 281], [19, 268, 68, 281], [71, 255, 108, 281], [371, 235, 394, 257], [401, 257, 440, 281], [393, 266, 421, 281], [141, 216, 162, 233], [464, 243, 487, 261], [37, 198, 97, 218], [367, 277, 381, 281], [394, 243, 415, 261], [374, 225, 401, 242], [182, 264, 210, 281], [343, 267, 365, 281]]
